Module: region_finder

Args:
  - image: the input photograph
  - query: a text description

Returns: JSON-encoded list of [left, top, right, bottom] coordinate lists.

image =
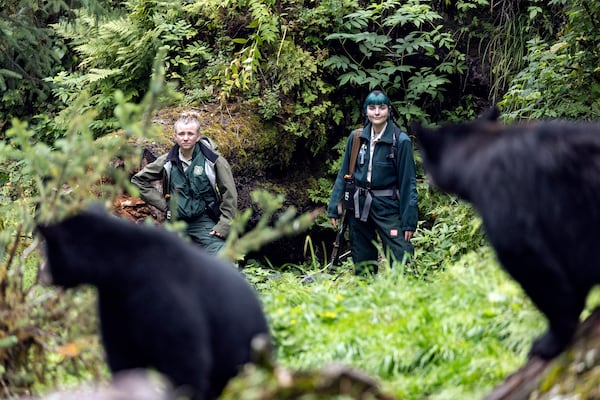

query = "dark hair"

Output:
[[362, 90, 395, 126], [362, 90, 392, 113]]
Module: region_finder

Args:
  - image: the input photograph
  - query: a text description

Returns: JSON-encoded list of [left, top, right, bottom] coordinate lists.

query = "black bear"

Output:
[[414, 108, 600, 359], [37, 206, 271, 399]]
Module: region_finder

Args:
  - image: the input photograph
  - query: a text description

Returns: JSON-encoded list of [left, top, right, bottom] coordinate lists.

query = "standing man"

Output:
[[327, 90, 418, 275], [131, 112, 237, 255]]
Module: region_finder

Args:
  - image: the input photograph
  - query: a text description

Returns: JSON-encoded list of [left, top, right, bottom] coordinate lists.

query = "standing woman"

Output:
[[327, 90, 418, 275]]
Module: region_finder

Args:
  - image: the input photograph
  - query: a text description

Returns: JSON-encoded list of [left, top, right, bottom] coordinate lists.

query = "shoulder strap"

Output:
[[345, 128, 363, 178], [198, 140, 219, 163], [199, 135, 217, 151], [387, 126, 402, 181], [388, 126, 400, 161]]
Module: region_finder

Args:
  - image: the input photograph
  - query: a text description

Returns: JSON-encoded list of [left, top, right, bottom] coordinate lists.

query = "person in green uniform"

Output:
[[131, 112, 238, 255], [327, 90, 418, 275]]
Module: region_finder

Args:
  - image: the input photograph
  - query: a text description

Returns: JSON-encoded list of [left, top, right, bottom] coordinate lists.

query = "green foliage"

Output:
[[40, 0, 351, 159], [411, 182, 486, 277], [324, 0, 467, 125], [482, 1, 556, 104], [500, 0, 600, 120], [9, 0, 560, 161], [222, 190, 323, 263], [257, 87, 282, 120], [0, 60, 167, 396], [210, 0, 345, 158], [214, 0, 279, 99], [47, 0, 191, 136], [255, 248, 542, 399], [0, 0, 71, 122], [441, 0, 558, 105], [0, 0, 118, 125]]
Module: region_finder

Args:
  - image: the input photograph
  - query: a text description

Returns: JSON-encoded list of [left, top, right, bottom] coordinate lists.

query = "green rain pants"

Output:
[[348, 210, 413, 275], [185, 213, 225, 256]]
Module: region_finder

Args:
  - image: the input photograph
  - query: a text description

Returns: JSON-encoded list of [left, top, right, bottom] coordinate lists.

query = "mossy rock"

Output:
[[151, 102, 298, 176]]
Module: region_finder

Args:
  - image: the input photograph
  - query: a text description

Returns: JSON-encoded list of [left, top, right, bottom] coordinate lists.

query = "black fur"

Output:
[[37, 207, 270, 399], [415, 108, 600, 359]]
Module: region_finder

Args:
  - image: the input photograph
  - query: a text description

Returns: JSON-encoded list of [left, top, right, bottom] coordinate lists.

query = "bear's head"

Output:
[[413, 107, 501, 195], [36, 205, 127, 288]]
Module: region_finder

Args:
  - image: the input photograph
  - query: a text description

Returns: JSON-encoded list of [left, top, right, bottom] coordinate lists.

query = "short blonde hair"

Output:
[[174, 111, 201, 134]]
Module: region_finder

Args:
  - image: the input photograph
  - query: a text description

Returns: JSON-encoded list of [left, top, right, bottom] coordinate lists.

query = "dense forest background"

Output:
[[3, 0, 600, 263], [1, 0, 600, 399]]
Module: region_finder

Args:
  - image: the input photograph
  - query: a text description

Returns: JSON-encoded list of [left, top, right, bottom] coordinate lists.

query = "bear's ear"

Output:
[[35, 203, 107, 239], [480, 106, 500, 122], [36, 221, 65, 245], [412, 123, 437, 149], [412, 123, 444, 163], [36, 223, 50, 240], [411, 122, 426, 147]]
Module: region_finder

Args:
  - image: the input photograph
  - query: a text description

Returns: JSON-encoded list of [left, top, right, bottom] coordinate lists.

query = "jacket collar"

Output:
[[360, 122, 395, 144], [166, 141, 219, 164], [166, 143, 199, 165]]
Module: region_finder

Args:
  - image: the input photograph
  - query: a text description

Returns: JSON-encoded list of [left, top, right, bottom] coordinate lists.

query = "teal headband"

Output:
[[362, 91, 392, 114]]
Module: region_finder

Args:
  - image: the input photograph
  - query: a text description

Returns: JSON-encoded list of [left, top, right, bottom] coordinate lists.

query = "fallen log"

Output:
[[486, 306, 600, 400]]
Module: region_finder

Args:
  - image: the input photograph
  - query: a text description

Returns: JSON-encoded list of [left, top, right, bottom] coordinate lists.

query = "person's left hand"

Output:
[[404, 230, 414, 241], [210, 230, 224, 239]]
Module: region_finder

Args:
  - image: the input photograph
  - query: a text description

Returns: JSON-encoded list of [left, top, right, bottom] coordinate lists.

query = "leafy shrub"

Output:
[[500, 38, 600, 120], [323, 0, 467, 126], [0, 0, 76, 123], [0, 69, 166, 396], [499, 0, 600, 120], [411, 181, 486, 277], [210, 0, 346, 158], [47, 0, 194, 136]]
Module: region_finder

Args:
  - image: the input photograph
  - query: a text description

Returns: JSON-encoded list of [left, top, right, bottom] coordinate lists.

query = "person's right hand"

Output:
[[330, 218, 338, 229]]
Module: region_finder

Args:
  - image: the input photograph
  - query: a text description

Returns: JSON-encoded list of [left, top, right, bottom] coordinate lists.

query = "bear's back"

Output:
[[39, 208, 270, 400]]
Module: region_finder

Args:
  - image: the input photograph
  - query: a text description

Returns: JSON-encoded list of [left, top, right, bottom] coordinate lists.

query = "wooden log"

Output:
[[486, 307, 600, 400]]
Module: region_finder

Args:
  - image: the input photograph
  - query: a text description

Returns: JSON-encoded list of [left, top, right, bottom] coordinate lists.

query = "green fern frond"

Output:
[[103, 18, 136, 38], [85, 68, 122, 83]]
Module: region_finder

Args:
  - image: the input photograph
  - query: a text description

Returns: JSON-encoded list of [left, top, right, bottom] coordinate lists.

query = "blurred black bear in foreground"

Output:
[[414, 108, 600, 360], [37, 207, 271, 400]]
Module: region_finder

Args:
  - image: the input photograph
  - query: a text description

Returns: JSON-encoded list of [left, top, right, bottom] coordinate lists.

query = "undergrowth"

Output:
[[250, 246, 544, 399]]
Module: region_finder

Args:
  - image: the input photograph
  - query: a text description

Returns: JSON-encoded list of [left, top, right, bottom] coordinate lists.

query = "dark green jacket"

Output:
[[131, 141, 238, 237], [327, 122, 418, 232]]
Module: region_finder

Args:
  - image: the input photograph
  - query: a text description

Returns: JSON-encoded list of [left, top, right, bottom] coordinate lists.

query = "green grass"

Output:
[[253, 246, 546, 399]]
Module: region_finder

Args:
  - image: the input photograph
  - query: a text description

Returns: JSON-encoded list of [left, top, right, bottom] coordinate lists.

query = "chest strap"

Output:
[[354, 187, 399, 221]]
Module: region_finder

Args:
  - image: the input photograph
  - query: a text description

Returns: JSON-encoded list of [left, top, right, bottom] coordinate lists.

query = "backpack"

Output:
[[199, 135, 218, 151]]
